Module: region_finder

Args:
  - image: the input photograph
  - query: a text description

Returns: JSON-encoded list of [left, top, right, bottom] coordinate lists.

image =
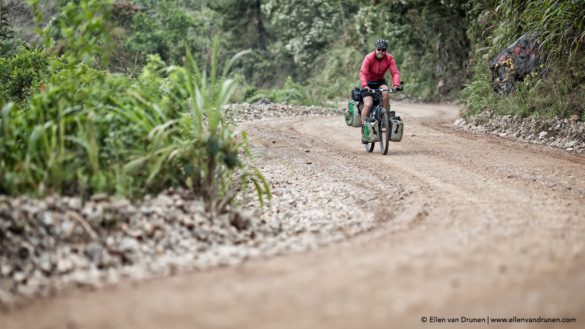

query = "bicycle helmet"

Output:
[[375, 39, 388, 50]]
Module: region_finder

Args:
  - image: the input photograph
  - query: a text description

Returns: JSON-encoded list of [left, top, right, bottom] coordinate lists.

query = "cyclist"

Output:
[[359, 39, 401, 132]]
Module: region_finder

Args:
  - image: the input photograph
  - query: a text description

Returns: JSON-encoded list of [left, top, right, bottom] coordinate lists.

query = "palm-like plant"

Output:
[[121, 36, 269, 214]]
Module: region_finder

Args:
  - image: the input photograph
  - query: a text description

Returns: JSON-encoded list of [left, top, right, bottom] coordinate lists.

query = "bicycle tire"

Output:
[[366, 142, 375, 152], [380, 108, 390, 155]]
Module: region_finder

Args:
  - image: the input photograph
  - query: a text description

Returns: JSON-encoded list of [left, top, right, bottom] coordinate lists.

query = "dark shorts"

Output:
[[361, 79, 388, 98]]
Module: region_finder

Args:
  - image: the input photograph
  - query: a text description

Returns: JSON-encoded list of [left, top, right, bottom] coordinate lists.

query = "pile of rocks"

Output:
[[0, 190, 265, 306], [454, 112, 585, 153]]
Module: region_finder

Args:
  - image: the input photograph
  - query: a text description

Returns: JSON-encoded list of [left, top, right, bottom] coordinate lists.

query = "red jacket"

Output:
[[359, 51, 400, 88]]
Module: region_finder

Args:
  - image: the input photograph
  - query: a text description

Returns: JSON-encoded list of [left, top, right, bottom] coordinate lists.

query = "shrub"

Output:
[[247, 76, 316, 106], [0, 46, 50, 103], [119, 0, 220, 71], [30, 0, 115, 68]]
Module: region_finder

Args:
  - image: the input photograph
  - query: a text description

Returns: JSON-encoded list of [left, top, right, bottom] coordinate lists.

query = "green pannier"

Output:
[[344, 100, 362, 127]]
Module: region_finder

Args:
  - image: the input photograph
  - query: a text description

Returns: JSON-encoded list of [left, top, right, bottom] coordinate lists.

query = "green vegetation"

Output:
[[0, 0, 15, 55], [0, 0, 583, 201], [463, 0, 585, 119], [0, 46, 49, 103], [0, 0, 270, 211]]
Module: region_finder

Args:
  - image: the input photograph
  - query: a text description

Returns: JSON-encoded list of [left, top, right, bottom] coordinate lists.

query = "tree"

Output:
[[213, 0, 268, 50], [262, 0, 344, 76]]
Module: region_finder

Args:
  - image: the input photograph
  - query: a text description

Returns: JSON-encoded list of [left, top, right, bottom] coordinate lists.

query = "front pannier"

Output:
[[344, 100, 362, 127], [389, 116, 404, 142]]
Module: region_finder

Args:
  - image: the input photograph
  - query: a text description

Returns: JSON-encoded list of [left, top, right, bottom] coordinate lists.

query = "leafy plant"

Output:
[[118, 36, 269, 212], [28, 0, 115, 68], [0, 46, 50, 103]]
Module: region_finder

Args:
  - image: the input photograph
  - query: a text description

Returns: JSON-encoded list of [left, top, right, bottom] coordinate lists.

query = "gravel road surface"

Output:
[[2, 102, 584, 329]]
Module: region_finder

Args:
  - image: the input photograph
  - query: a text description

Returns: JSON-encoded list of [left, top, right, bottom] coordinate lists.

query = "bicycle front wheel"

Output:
[[362, 125, 375, 152], [366, 142, 375, 152], [380, 109, 390, 155]]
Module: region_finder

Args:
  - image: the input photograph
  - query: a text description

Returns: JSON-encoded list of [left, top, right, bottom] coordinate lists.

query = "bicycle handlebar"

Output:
[[363, 87, 403, 93]]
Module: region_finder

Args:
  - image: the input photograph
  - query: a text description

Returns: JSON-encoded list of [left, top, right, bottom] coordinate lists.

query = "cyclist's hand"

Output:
[[393, 85, 403, 92], [362, 86, 370, 92]]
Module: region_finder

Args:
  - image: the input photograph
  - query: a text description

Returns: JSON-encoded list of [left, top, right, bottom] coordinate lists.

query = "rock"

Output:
[[0, 106, 367, 305], [230, 211, 250, 231], [84, 242, 104, 262], [538, 131, 548, 139], [13, 271, 27, 282], [489, 33, 540, 95], [91, 193, 110, 202], [0, 262, 13, 277], [58, 219, 75, 238], [40, 212, 54, 226], [565, 140, 578, 148], [119, 237, 140, 254], [56, 257, 74, 274], [38, 253, 53, 274]]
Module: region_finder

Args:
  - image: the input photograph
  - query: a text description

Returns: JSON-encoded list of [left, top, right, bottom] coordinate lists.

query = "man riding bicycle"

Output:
[[359, 39, 401, 131]]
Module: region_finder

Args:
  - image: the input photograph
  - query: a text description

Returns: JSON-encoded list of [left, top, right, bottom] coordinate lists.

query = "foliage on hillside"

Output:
[[462, 0, 584, 120], [4, 0, 582, 107]]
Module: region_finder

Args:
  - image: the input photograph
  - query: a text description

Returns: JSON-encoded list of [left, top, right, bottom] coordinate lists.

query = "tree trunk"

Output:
[[255, 0, 267, 50]]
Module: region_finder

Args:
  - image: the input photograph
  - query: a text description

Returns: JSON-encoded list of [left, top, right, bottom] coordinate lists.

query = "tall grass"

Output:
[[462, 0, 585, 120], [523, 0, 585, 63], [120, 37, 268, 211]]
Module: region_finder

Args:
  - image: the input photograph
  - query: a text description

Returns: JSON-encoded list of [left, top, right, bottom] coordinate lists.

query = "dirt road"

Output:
[[2, 103, 584, 328]]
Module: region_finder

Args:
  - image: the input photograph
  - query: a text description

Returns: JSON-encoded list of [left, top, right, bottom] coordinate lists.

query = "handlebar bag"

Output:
[[351, 87, 362, 102]]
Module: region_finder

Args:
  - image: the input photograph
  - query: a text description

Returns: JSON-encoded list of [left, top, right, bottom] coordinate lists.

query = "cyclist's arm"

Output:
[[388, 55, 400, 88], [359, 55, 372, 88]]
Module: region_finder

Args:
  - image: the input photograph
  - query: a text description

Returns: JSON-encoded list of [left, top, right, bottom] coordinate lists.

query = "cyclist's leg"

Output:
[[361, 95, 373, 124]]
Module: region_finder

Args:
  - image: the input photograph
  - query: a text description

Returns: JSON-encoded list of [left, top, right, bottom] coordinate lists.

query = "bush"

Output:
[[115, 0, 220, 72], [0, 46, 50, 103], [247, 76, 316, 106]]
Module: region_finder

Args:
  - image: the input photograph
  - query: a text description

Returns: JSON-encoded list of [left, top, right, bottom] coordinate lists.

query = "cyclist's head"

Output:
[[375, 39, 388, 51]]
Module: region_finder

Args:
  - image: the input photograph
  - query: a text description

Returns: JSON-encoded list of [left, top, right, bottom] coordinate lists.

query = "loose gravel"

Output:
[[454, 111, 585, 153]]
